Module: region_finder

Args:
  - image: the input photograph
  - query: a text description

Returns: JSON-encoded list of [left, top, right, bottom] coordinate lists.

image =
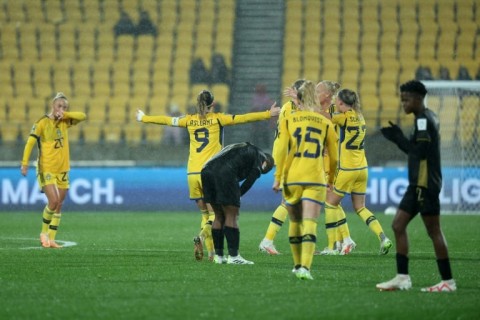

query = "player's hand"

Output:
[[283, 87, 297, 99], [20, 165, 28, 176], [136, 109, 145, 122], [54, 110, 64, 120], [380, 121, 403, 142], [269, 102, 280, 117], [272, 180, 281, 193]]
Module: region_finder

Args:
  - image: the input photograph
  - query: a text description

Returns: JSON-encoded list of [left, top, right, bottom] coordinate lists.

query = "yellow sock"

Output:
[[265, 204, 288, 241], [336, 205, 351, 240], [207, 211, 215, 225], [324, 202, 337, 249], [48, 213, 61, 241], [301, 218, 317, 270], [357, 207, 384, 240], [288, 220, 302, 268], [41, 205, 55, 234], [200, 209, 209, 230], [205, 212, 215, 254]]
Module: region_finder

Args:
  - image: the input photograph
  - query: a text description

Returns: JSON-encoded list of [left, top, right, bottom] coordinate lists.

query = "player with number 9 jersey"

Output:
[[137, 90, 280, 261], [138, 91, 279, 178]]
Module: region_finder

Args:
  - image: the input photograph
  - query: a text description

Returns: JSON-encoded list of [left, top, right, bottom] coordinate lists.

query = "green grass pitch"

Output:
[[1, 211, 479, 320]]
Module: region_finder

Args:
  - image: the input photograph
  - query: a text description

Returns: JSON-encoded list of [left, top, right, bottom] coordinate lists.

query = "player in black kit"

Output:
[[376, 80, 456, 292], [201, 142, 274, 265]]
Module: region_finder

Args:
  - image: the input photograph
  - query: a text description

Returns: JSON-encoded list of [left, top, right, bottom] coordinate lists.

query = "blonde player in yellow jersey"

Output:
[[327, 88, 392, 255], [21, 92, 86, 248], [136, 90, 280, 261], [315, 80, 354, 255], [259, 79, 306, 255], [273, 80, 338, 280]]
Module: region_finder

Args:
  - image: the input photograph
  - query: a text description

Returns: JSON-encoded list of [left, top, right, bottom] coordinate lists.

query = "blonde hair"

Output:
[[297, 80, 318, 111], [319, 80, 341, 95], [316, 80, 341, 108], [52, 92, 68, 104]]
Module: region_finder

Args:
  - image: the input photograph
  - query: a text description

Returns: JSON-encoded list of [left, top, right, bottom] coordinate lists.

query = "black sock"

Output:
[[224, 226, 239, 257], [212, 228, 224, 256], [437, 258, 453, 280], [396, 253, 409, 275]]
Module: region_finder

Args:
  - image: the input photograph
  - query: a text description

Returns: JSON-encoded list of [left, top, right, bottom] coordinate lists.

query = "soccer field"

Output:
[[1, 211, 479, 320]]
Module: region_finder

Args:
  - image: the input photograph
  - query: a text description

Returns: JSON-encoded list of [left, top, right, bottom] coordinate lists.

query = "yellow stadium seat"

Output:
[[103, 124, 122, 143], [134, 36, 156, 61], [438, 102, 458, 147], [211, 84, 230, 108], [82, 123, 102, 143], [38, 24, 57, 60], [1, 24, 18, 60], [459, 95, 478, 147], [114, 36, 135, 61], [5, 97, 27, 122], [1, 124, 25, 142], [68, 124, 84, 143], [123, 125, 144, 144], [143, 125, 163, 143], [150, 82, 169, 101], [57, 23, 75, 60], [425, 95, 441, 114], [86, 98, 108, 124], [149, 94, 169, 113], [17, 24, 38, 61]]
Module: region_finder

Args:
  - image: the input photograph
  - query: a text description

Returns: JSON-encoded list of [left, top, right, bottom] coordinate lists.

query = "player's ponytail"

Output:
[[337, 88, 362, 116], [197, 90, 214, 118]]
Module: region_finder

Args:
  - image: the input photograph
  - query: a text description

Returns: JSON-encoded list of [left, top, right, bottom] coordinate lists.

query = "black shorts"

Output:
[[201, 166, 241, 207], [398, 185, 440, 216]]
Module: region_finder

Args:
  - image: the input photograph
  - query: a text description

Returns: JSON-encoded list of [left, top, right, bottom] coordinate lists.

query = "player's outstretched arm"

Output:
[[137, 108, 186, 127]]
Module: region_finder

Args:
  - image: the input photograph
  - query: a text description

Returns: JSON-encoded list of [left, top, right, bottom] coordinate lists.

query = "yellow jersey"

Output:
[[21, 112, 86, 173], [142, 111, 271, 173], [331, 109, 368, 170], [274, 109, 338, 186]]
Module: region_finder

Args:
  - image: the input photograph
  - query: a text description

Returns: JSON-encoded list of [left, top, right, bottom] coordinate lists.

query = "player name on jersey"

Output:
[[187, 119, 214, 126]]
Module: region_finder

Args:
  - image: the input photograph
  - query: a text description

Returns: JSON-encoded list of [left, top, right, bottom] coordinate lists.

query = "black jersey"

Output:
[[203, 142, 267, 196], [404, 108, 442, 193]]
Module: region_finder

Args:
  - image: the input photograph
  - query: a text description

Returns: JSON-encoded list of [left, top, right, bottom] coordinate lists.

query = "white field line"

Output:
[[0, 237, 77, 250]]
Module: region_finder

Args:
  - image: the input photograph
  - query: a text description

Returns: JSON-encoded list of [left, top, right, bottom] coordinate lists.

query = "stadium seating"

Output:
[[1, 0, 477, 148], [282, 0, 478, 151], [0, 0, 235, 144]]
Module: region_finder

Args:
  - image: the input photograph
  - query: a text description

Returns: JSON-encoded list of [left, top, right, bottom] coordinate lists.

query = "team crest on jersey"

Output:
[[56, 128, 62, 137], [45, 174, 51, 181], [417, 118, 427, 131]]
